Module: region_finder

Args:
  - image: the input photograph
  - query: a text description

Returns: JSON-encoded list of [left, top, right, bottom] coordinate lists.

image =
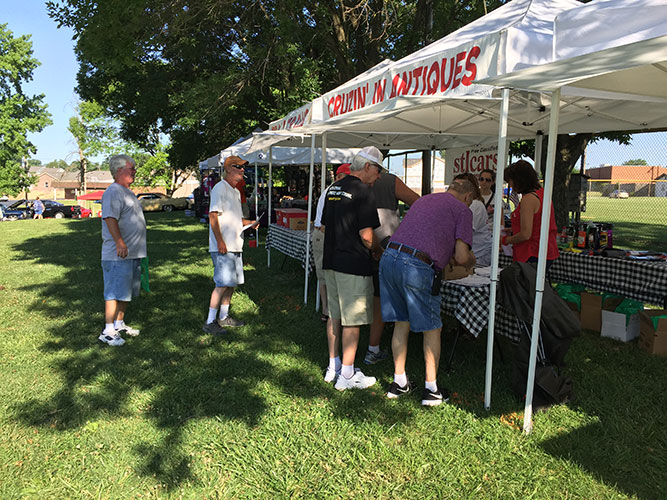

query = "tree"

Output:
[[623, 159, 647, 165], [134, 144, 193, 196], [45, 159, 70, 170], [68, 100, 122, 191], [0, 24, 52, 196]]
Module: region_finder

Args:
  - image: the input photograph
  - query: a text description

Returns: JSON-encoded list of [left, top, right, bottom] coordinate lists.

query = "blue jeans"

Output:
[[379, 247, 442, 333]]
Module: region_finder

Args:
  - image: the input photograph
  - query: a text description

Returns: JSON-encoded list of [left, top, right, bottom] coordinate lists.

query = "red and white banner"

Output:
[[269, 102, 313, 131], [445, 145, 498, 184], [320, 38, 498, 121]]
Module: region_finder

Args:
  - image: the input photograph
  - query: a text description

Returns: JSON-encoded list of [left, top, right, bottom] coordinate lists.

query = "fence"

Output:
[[579, 179, 667, 251]]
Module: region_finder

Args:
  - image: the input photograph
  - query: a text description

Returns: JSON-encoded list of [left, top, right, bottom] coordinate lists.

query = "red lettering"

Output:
[[440, 57, 455, 92], [426, 62, 439, 95], [389, 74, 401, 98], [462, 45, 481, 86], [356, 86, 366, 110], [328, 97, 336, 117], [411, 67, 423, 95], [373, 79, 386, 104], [452, 50, 466, 89], [398, 71, 411, 95]]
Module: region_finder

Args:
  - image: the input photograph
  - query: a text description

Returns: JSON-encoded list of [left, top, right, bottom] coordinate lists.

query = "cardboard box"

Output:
[[639, 310, 667, 356], [600, 297, 642, 342], [444, 264, 474, 280], [580, 292, 603, 332], [565, 301, 579, 314], [277, 208, 308, 230]]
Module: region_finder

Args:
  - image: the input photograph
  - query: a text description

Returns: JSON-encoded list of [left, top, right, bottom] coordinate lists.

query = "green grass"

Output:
[[581, 196, 667, 251], [1, 213, 666, 498]]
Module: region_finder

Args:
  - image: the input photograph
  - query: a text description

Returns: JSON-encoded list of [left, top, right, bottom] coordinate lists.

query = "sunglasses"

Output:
[[479, 177, 493, 182], [230, 164, 247, 170]]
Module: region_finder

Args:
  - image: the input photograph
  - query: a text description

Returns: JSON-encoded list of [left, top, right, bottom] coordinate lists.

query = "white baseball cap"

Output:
[[355, 146, 384, 170]]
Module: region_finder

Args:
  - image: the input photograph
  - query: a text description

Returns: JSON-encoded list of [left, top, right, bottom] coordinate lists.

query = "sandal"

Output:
[[320, 313, 329, 322]]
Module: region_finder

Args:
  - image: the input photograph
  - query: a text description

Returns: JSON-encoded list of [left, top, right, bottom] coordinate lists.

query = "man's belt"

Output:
[[387, 242, 435, 268]]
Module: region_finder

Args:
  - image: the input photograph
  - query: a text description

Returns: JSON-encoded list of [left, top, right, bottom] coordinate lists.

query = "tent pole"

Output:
[[304, 134, 316, 304], [315, 133, 328, 312], [254, 161, 259, 245], [267, 146, 273, 268], [534, 134, 543, 174], [484, 88, 511, 410], [523, 89, 561, 434]]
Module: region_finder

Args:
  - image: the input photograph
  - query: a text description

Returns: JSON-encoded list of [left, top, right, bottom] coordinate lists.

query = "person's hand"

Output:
[[116, 240, 128, 259], [251, 220, 260, 229], [217, 240, 228, 254]]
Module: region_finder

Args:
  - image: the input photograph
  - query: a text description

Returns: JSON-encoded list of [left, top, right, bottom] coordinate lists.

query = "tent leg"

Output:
[[267, 147, 273, 268], [304, 135, 316, 305], [485, 88, 511, 411], [523, 89, 561, 434]]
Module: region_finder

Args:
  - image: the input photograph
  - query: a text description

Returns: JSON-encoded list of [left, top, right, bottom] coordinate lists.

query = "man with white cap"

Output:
[[321, 146, 383, 390], [204, 155, 260, 334]]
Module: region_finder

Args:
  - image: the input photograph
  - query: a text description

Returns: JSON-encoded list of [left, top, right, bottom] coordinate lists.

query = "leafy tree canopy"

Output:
[[623, 159, 648, 165], [0, 24, 52, 196]]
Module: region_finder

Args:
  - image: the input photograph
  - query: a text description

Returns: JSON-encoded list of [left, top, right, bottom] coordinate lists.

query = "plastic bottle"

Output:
[[577, 223, 587, 248]]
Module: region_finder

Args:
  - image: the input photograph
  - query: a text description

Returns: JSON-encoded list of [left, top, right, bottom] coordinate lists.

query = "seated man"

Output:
[[379, 180, 475, 406]]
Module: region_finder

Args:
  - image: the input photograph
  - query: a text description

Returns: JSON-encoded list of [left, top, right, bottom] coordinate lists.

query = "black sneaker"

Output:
[[202, 322, 227, 335], [421, 387, 450, 407], [386, 381, 414, 399]]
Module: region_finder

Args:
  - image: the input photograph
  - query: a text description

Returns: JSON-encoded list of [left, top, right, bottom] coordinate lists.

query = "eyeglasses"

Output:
[[479, 177, 493, 182], [230, 164, 246, 170]]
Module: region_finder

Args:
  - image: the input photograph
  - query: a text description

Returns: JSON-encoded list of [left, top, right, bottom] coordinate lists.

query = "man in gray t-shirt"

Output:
[[99, 155, 147, 346]]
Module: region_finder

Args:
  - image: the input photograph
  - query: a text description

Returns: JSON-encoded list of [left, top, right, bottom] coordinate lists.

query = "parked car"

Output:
[[3, 199, 81, 219], [137, 192, 189, 212], [609, 190, 630, 199], [79, 206, 92, 218]]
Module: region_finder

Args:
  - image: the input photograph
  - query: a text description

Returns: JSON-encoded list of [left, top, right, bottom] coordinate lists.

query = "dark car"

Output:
[[3, 200, 81, 220]]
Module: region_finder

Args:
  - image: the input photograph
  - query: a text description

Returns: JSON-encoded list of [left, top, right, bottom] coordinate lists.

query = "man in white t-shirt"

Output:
[[99, 155, 147, 346], [204, 155, 259, 334]]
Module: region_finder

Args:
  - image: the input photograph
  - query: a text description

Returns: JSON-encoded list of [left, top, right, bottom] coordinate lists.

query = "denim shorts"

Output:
[[102, 259, 141, 302], [378, 247, 442, 333], [211, 252, 244, 288]]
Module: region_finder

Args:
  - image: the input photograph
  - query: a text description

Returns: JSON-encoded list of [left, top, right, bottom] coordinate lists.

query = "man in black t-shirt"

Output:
[[321, 145, 383, 391]]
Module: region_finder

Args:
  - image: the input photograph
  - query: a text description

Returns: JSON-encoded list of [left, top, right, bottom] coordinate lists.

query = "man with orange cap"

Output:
[[204, 155, 260, 334]]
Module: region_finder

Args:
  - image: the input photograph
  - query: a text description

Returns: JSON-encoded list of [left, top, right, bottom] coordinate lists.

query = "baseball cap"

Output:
[[336, 163, 351, 176], [223, 155, 249, 169], [355, 146, 384, 170]]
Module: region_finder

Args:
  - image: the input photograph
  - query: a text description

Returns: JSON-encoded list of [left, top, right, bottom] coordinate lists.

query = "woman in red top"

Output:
[[502, 160, 559, 268]]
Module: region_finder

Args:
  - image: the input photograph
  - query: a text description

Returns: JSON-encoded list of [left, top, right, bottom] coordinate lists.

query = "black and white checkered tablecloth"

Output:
[[266, 223, 315, 272], [499, 253, 666, 305], [440, 281, 521, 343]]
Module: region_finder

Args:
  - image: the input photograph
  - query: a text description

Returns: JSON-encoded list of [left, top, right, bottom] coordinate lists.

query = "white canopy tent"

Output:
[[478, 0, 667, 433], [243, 0, 667, 424]]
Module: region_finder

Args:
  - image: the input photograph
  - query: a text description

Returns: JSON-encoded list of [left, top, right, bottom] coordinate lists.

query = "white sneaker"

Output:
[[334, 369, 377, 391], [324, 367, 340, 383], [98, 331, 125, 346], [116, 324, 140, 337]]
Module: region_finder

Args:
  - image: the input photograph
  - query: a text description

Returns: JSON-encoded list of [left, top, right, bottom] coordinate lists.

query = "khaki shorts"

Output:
[[324, 270, 374, 326], [311, 228, 325, 281]]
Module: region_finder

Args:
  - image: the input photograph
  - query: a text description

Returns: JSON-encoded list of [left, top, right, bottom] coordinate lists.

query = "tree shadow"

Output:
[[8, 214, 415, 489]]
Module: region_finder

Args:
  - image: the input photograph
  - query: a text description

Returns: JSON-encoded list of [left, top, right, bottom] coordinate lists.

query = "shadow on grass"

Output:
[[8, 213, 414, 489]]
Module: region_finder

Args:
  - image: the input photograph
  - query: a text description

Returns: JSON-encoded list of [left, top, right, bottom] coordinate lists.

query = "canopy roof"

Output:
[[200, 137, 360, 170], [478, 0, 667, 98], [77, 190, 105, 200]]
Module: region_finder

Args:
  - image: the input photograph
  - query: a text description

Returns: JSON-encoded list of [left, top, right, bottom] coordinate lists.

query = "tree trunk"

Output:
[[78, 146, 88, 193], [537, 133, 592, 229]]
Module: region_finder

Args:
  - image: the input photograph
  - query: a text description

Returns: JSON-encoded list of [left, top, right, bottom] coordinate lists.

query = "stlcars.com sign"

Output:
[[444, 145, 498, 184]]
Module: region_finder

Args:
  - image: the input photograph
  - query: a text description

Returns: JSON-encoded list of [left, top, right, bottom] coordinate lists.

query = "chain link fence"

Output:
[[578, 132, 667, 252]]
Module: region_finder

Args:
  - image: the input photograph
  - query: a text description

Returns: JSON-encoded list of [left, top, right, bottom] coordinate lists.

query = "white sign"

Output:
[[444, 145, 498, 184]]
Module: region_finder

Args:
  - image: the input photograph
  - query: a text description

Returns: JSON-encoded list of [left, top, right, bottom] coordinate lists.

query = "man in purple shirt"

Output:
[[379, 180, 476, 406]]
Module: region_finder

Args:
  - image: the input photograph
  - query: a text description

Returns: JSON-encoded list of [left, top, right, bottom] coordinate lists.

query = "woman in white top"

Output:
[[454, 172, 492, 266], [478, 168, 496, 226]]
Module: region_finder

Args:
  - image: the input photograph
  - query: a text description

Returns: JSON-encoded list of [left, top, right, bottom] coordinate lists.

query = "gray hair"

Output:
[[449, 178, 475, 195], [350, 154, 367, 172], [109, 155, 136, 178]]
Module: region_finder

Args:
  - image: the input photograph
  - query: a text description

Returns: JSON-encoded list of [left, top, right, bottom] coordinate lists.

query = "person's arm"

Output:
[[394, 176, 420, 206], [242, 218, 260, 228], [104, 217, 128, 258], [359, 227, 375, 250], [504, 194, 539, 245], [452, 238, 475, 268], [209, 211, 228, 254]]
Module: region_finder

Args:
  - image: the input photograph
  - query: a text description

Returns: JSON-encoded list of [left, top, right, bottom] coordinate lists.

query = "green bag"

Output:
[[140, 257, 150, 292], [554, 283, 586, 310]]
